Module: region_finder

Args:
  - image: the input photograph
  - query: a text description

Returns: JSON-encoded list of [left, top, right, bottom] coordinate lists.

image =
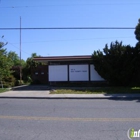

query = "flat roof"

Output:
[[33, 55, 92, 62]]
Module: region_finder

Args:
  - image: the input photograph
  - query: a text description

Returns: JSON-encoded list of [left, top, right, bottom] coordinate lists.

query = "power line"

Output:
[[0, 3, 140, 8], [2, 37, 30, 56], [0, 27, 135, 30]]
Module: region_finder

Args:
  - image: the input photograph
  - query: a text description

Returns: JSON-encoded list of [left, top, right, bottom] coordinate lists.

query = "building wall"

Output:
[[48, 64, 104, 82], [31, 61, 105, 85], [31, 65, 48, 84]]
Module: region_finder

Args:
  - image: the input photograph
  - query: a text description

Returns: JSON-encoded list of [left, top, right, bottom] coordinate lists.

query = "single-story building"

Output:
[[33, 55, 105, 86]]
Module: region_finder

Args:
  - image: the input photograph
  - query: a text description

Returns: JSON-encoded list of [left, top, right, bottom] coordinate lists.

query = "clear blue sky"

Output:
[[0, 0, 139, 60]]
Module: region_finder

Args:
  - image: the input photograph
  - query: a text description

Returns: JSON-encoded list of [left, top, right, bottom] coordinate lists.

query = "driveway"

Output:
[[0, 85, 50, 98]]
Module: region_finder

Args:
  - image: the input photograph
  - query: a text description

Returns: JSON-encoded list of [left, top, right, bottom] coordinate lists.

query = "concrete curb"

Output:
[[0, 97, 139, 100], [0, 94, 140, 99]]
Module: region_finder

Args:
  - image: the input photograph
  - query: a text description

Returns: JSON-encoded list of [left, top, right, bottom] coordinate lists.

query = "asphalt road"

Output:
[[0, 98, 140, 140]]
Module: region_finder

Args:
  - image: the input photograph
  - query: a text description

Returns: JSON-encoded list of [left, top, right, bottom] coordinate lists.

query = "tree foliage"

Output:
[[8, 51, 26, 67], [92, 41, 140, 86], [26, 53, 39, 69], [134, 19, 140, 43], [0, 42, 44, 86], [0, 42, 13, 81], [22, 53, 44, 81], [92, 18, 140, 86]]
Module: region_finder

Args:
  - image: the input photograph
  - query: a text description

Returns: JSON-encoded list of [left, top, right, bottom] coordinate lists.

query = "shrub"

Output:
[[15, 80, 24, 86], [2, 75, 16, 88]]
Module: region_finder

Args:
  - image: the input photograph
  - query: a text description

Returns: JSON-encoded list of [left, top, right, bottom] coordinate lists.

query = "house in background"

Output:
[[32, 55, 105, 86]]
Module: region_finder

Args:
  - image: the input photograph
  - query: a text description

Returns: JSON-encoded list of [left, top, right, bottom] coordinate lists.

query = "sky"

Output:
[[0, 0, 140, 60]]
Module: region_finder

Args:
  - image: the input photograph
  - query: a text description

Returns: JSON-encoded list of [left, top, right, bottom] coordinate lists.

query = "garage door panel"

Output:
[[69, 65, 89, 81], [49, 65, 68, 81]]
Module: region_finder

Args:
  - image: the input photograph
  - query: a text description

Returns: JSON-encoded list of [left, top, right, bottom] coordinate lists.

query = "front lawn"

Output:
[[0, 88, 9, 93], [50, 87, 140, 94]]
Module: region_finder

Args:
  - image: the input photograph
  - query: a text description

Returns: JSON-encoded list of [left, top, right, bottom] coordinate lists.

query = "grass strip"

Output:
[[0, 88, 9, 93], [50, 87, 140, 94]]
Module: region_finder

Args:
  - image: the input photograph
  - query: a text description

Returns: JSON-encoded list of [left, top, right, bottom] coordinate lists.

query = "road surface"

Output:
[[0, 98, 140, 140]]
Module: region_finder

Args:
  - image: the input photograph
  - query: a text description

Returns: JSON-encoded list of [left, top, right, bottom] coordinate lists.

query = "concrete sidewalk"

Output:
[[0, 90, 140, 99]]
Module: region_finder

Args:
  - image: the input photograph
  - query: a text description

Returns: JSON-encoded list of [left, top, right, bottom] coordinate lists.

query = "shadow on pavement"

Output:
[[104, 93, 140, 102]]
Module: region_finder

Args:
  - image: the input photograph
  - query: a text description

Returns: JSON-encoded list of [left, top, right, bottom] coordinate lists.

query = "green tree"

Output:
[[0, 42, 13, 87], [92, 41, 135, 86], [92, 18, 140, 86], [22, 53, 43, 82], [26, 53, 39, 69], [133, 18, 140, 85], [134, 19, 140, 44], [7, 51, 26, 81], [8, 51, 25, 66]]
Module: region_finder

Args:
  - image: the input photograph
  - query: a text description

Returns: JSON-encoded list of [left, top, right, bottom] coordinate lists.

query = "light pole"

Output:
[[20, 16, 22, 84]]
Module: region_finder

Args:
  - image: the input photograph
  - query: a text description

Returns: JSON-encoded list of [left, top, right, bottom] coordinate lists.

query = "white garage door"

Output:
[[49, 65, 68, 81], [69, 65, 89, 81]]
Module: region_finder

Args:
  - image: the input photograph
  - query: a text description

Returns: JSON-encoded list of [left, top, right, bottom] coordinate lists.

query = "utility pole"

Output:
[[20, 16, 22, 84]]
